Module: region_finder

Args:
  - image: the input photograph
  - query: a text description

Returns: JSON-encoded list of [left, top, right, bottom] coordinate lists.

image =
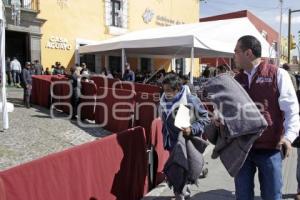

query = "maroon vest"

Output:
[[235, 62, 284, 149]]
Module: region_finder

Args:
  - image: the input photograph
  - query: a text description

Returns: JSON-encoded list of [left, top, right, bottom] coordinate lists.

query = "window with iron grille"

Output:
[[105, 0, 128, 29], [111, 0, 121, 27]]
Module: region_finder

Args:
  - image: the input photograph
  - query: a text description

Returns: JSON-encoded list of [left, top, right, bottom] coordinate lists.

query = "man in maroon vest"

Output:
[[233, 35, 300, 200]]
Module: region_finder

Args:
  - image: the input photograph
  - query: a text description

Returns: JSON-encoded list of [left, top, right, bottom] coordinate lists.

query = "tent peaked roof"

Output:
[[79, 17, 276, 58]]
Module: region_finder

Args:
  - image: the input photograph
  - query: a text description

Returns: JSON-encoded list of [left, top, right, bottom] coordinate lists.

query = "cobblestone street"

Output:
[[0, 87, 110, 170]]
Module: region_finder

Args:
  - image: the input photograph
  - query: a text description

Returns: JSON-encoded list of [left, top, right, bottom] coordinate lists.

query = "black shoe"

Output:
[[71, 116, 77, 120]]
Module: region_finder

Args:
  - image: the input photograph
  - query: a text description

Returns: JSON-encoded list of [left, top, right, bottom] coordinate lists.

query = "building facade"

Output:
[[5, 0, 200, 76], [4, 0, 44, 66]]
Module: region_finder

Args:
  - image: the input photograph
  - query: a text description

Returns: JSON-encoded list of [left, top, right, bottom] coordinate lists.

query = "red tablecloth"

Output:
[[90, 76, 122, 89], [121, 81, 161, 94], [31, 75, 66, 108], [95, 87, 136, 132], [31, 75, 53, 108], [0, 127, 148, 200]]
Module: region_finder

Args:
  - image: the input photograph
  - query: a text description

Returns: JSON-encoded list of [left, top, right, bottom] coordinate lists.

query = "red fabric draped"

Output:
[[135, 92, 160, 142], [90, 76, 122, 89], [0, 127, 148, 200], [31, 75, 53, 108], [121, 81, 161, 94], [150, 118, 169, 185], [95, 87, 136, 132]]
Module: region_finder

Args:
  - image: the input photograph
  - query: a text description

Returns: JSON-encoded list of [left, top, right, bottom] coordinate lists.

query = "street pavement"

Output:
[[143, 138, 298, 200]]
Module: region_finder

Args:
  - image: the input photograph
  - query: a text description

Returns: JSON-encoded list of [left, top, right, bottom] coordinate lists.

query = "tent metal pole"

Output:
[[190, 47, 194, 83], [121, 48, 125, 77], [1, 2, 9, 130]]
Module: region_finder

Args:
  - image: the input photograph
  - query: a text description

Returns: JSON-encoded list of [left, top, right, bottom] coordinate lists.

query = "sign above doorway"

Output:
[[45, 36, 71, 50]]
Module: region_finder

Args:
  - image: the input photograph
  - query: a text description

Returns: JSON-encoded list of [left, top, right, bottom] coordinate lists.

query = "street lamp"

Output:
[[287, 9, 300, 63]]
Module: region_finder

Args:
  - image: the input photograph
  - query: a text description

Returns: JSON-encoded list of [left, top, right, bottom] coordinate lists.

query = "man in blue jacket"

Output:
[[160, 73, 209, 200]]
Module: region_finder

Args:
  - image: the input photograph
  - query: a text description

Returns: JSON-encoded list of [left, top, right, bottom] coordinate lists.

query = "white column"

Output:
[[104, 55, 109, 68], [95, 54, 102, 73], [121, 48, 125, 76], [137, 57, 141, 72], [0, 17, 9, 129], [171, 58, 176, 72], [190, 47, 194, 83], [150, 58, 154, 72]]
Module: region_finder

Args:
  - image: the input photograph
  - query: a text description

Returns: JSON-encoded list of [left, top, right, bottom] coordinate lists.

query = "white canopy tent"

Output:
[[79, 17, 276, 81]]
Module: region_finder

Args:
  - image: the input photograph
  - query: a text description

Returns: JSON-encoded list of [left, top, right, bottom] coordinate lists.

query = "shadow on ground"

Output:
[[7, 97, 24, 108]]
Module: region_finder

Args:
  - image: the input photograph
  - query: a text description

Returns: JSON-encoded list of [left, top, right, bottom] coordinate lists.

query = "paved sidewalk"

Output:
[[143, 144, 298, 200]]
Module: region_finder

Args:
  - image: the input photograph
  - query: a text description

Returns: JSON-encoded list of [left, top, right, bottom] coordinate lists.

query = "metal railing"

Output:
[[3, 0, 39, 11]]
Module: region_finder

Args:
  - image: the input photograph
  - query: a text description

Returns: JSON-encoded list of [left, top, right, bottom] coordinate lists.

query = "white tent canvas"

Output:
[[79, 17, 276, 58]]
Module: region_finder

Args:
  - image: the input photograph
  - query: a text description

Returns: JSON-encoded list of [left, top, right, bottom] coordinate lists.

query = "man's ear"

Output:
[[245, 49, 253, 58]]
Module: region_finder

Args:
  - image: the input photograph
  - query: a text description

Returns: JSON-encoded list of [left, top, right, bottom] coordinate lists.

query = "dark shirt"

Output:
[[6, 60, 11, 72], [53, 68, 64, 75], [22, 68, 32, 85], [34, 64, 43, 75]]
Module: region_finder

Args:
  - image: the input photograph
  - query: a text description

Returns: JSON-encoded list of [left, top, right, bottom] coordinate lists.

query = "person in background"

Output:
[[44, 67, 51, 75], [53, 62, 64, 75], [80, 62, 89, 75], [122, 63, 135, 82], [74, 63, 82, 76], [6, 57, 12, 86], [33, 60, 43, 75], [215, 64, 230, 76], [10, 57, 22, 87], [181, 74, 195, 95], [50, 65, 56, 74], [199, 66, 211, 84], [29, 62, 35, 75], [21, 62, 33, 108], [61, 66, 66, 75], [233, 35, 299, 200], [282, 63, 297, 90], [70, 66, 80, 120], [101, 68, 113, 79]]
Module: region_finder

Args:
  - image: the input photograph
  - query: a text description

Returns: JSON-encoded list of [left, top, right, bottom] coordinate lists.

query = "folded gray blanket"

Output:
[[203, 74, 268, 177], [204, 74, 267, 138], [164, 133, 208, 193]]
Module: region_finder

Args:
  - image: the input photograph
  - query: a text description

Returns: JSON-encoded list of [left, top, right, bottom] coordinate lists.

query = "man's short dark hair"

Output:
[[216, 64, 229, 73], [162, 73, 182, 91], [282, 63, 290, 71], [238, 35, 262, 58]]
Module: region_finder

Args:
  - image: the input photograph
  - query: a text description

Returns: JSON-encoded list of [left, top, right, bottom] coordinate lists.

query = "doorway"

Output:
[[5, 30, 30, 67]]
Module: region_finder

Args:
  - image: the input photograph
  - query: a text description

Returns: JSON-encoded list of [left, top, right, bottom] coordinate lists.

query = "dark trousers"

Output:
[[23, 86, 32, 108], [6, 71, 12, 85], [71, 89, 79, 117]]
